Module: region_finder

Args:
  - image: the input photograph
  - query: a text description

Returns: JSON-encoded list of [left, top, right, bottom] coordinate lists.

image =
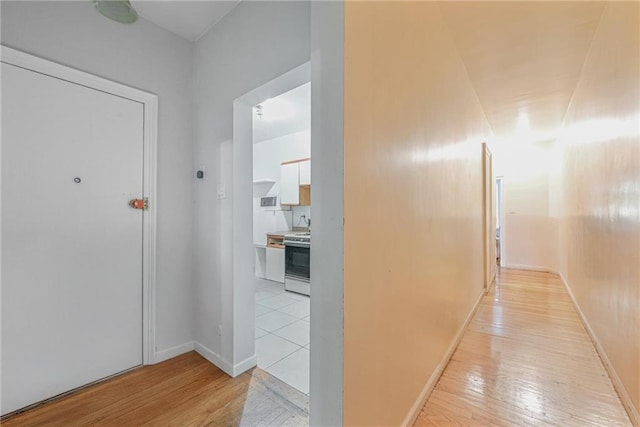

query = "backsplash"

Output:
[[292, 205, 311, 229]]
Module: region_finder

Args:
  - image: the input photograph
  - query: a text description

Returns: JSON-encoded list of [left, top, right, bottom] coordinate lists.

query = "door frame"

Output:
[[227, 62, 310, 376], [495, 176, 504, 268], [1, 46, 158, 365], [482, 142, 495, 291]]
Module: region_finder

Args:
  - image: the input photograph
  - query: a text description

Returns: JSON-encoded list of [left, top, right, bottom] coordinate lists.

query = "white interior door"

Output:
[[1, 63, 144, 415]]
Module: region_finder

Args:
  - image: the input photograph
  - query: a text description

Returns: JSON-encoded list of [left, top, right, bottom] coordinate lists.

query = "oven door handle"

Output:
[[284, 242, 311, 249]]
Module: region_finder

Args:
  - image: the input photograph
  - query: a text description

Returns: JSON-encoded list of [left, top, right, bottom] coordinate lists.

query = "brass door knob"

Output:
[[129, 198, 147, 210]]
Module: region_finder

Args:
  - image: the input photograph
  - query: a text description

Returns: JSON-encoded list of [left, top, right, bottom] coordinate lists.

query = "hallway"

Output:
[[415, 269, 632, 426]]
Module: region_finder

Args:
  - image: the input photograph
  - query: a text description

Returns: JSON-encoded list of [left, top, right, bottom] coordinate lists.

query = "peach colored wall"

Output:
[[555, 2, 639, 422], [344, 2, 491, 425]]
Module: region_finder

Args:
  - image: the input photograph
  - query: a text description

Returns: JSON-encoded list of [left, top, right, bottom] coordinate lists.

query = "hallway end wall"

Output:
[[493, 141, 558, 272], [343, 2, 492, 425], [554, 2, 640, 422]]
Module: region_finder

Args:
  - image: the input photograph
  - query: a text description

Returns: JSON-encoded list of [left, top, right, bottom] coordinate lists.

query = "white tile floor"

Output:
[[254, 278, 310, 394]]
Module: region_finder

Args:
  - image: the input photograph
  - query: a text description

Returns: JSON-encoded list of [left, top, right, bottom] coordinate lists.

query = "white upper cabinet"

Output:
[[280, 162, 300, 205], [299, 160, 311, 186]]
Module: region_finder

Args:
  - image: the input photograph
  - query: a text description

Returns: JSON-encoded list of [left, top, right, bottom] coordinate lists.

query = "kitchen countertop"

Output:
[[266, 231, 292, 239], [266, 228, 310, 239]]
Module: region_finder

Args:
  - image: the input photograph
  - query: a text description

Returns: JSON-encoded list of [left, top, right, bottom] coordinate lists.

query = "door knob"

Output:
[[129, 198, 148, 210]]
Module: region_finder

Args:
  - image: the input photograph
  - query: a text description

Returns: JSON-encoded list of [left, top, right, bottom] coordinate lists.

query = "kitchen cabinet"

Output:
[[280, 158, 311, 206], [299, 160, 311, 185], [265, 232, 285, 284], [266, 234, 285, 283], [280, 162, 300, 205], [266, 247, 285, 283]]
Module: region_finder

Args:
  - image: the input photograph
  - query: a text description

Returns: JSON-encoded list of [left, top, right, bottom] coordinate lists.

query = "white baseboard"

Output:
[[194, 341, 256, 378], [401, 289, 486, 427], [153, 341, 256, 379], [232, 354, 258, 377], [152, 341, 194, 364], [559, 272, 640, 426], [194, 341, 234, 377], [501, 263, 553, 273]]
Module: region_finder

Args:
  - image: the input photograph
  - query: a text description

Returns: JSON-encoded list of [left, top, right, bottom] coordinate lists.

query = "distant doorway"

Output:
[[482, 143, 495, 289]]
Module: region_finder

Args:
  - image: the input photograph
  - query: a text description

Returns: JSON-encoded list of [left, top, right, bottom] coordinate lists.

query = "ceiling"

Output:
[[438, 1, 606, 143], [253, 83, 311, 144], [131, 1, 240, 42], [132, 1, 606, 145]]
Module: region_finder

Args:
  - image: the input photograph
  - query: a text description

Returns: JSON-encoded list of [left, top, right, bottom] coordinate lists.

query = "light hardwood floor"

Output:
[[2, 352, 308, 427], [415, 268, 632, 426]]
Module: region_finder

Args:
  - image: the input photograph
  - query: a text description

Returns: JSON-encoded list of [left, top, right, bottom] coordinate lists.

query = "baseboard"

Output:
[[152, 341, 194, 364], [193, 341, 258, 378], [501, 263, 553, 273], [401, 288, 485, 427], [233, 354, 258, 377], [194, 341, 234, 376], [559, 272, 640, 426], [486, 270, 497, 294]]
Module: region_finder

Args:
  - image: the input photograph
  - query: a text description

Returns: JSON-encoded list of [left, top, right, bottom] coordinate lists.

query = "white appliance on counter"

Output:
[[283, 233, 310, 296]]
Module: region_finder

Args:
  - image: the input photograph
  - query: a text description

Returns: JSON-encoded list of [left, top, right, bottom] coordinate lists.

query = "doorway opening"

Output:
[[231, 62, 311, 404], [252, 82, 311, 394], [496, 176, 504, 267]]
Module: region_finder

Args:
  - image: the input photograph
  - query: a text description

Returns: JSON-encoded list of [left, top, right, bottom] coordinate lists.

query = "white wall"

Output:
[[192, 0, 310, 370], [492, 140, 558, 271], [254, 131, 311, 181], [253, 131, 311, 207], [0, 1, 195, 357], [253, 130, 310, 278], [310, 2, 344, 425], [292, 206, 312, 229]]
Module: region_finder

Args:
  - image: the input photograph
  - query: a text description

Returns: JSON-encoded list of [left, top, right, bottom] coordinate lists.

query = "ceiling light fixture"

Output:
[[93, 0, 138, 24], [258, 97, 295, 121]]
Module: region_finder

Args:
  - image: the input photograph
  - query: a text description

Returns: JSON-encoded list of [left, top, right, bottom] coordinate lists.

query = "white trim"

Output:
[[559, 273, 640, 426], [1, 46, 158, 366], [496, 176, 504, 267], [232, 355, 258, 377], [194, 341, 234, 377], [501, 264, 553, 273], [154, 342, 195, 364], [402, 289, 486, 427]]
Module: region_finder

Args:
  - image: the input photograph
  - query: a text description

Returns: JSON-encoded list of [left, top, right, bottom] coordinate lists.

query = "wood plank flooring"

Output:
[[4, 269, 633, 426], [2, 352, 308, 427], [415, 268, 633, 426]]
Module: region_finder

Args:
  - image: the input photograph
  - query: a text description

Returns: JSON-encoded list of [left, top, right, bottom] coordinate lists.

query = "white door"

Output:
[[1, 63, 144, 415]]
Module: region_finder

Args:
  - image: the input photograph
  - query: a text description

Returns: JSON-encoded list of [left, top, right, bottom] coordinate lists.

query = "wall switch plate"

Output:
[[217, 183, 226, 199]]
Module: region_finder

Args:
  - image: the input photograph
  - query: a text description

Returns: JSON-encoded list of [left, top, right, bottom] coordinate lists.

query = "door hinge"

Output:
[[129, 197, 148, 210]]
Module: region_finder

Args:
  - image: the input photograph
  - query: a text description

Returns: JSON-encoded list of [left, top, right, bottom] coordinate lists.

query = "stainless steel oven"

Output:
[[284, 234, 310, 296]]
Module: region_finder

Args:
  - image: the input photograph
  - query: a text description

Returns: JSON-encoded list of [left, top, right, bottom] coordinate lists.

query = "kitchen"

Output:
[[252, 82, 311, 395]]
